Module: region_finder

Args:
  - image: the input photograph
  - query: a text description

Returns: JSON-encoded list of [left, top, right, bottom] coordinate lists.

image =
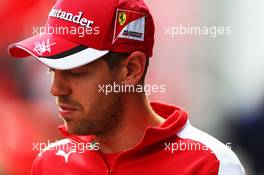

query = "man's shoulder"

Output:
[[176, 121, 245, 174]]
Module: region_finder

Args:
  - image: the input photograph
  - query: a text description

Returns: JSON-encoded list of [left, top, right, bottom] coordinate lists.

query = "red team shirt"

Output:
[[31, 102, 245, 175], [6, 0, 246, 174]]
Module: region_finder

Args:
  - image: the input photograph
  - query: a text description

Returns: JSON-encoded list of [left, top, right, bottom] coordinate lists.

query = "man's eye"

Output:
[[70, 71, 86, 77]]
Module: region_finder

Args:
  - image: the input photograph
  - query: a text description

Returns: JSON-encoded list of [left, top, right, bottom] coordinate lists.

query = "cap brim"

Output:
[[8, 34, 109, 70]]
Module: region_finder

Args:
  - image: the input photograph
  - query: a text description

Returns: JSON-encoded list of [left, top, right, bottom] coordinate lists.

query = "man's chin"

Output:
[[64, 120, 90, 135], [63, 120, 78, 134]]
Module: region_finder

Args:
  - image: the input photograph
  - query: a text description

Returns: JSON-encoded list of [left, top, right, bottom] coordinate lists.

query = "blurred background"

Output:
[[0, 0, 263, 174]]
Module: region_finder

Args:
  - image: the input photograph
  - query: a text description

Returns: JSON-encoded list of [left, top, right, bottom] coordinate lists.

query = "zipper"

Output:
[[95, 149, 113, 175], [97, 149, 127, 175]]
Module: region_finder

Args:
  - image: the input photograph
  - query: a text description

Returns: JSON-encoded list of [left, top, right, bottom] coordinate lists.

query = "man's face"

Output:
[[49, 58, 123, 136]]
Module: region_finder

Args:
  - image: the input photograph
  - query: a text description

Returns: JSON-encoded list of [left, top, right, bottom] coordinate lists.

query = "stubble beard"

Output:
[[65, 91, 123, 137]]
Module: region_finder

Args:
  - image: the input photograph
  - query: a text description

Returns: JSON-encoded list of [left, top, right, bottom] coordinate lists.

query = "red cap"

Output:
[[8, 0, 155, 70]]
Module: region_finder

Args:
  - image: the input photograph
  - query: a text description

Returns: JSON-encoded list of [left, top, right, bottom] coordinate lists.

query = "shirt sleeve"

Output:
[[217, 160, 246, 175]]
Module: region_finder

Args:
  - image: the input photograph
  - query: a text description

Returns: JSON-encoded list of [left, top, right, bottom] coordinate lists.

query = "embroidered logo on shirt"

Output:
[[56, 150, 76, 163]]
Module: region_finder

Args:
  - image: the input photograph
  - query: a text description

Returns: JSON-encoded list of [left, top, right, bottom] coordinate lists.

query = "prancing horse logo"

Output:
[[56, 150, 76, 163], [118, 12, 126, 26]]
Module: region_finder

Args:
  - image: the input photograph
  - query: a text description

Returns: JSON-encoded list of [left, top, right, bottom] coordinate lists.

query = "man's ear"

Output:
[[120, 51, 146, 85]]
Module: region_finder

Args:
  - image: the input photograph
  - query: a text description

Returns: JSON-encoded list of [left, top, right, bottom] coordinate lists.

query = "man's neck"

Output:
[[94, 95, 165, 153]]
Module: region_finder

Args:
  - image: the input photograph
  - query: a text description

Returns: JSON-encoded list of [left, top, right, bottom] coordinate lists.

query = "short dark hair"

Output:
[[102, 52, 149, 85]]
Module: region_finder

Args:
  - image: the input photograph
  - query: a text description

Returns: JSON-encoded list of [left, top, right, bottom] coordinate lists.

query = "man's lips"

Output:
[[58, 104, 78, 117]]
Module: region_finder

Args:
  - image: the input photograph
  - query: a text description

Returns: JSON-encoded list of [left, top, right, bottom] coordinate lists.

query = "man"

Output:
[[8, 0, 245, 174]]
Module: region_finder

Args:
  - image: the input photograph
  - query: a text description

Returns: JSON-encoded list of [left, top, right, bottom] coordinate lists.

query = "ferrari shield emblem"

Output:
[[118, 12, 126, 26]]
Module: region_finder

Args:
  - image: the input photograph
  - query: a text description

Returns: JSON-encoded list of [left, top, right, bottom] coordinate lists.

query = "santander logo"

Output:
[[48, 6, 94, 28]]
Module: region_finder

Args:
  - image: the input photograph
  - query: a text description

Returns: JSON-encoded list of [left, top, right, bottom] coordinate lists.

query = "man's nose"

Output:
[[50, 70, 71, 97]]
